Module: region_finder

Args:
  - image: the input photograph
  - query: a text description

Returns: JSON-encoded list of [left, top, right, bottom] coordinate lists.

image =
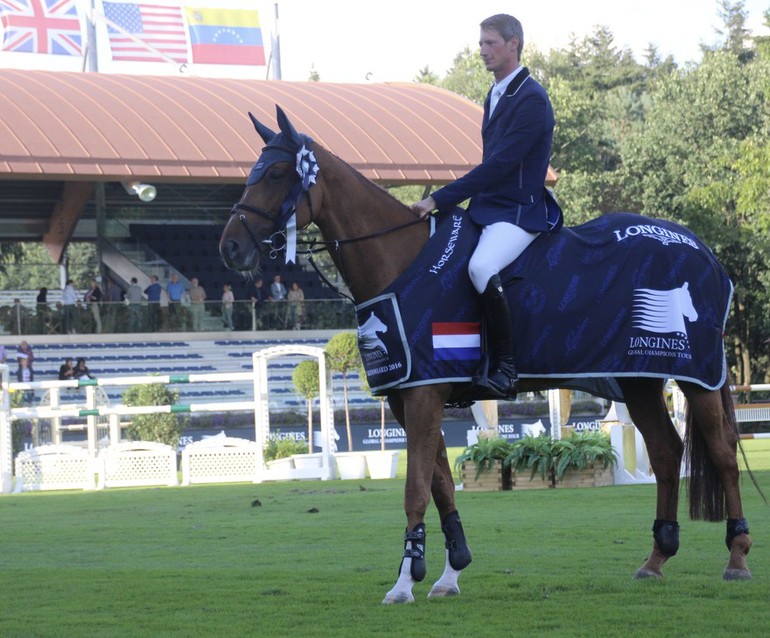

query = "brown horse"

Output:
[[219, 106, 752, 603]]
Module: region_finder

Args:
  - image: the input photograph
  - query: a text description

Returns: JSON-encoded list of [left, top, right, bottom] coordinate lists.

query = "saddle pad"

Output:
[[356, 211, 732, 396]]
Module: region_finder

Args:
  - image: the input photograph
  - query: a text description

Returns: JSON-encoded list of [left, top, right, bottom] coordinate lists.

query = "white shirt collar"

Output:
[[493, 65, 523, 96]]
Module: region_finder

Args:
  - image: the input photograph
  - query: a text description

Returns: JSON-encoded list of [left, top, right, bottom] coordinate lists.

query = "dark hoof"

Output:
[[723, 568, 751, 581], [634, 567, 663, 580]]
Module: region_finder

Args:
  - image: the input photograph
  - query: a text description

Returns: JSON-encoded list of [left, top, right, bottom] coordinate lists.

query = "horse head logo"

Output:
[[358, 311, 388, 354], [633, 282, 699, 337]]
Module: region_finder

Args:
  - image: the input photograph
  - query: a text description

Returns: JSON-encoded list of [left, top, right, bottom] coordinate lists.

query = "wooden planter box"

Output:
[[461, 461, 512, 491], [555, 465, 614, 488], [511, 472, 553, 490]]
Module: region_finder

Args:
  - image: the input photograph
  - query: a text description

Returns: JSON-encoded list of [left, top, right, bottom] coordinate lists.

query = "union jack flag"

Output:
[[0, 0, 82, 55]]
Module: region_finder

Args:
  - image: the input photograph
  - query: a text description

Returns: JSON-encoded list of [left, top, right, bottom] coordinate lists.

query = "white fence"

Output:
[[0, 345, 337, 493]]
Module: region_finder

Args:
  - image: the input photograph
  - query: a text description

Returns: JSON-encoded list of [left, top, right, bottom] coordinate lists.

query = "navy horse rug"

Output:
[[356, 211, 732, 399]]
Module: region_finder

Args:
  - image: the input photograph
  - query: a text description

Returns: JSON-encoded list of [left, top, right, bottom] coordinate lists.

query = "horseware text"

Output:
[[429, 215, 463, 274]]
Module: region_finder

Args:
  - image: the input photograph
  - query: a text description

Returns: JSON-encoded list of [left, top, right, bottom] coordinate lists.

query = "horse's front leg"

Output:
[[382, 385, 451, 604]]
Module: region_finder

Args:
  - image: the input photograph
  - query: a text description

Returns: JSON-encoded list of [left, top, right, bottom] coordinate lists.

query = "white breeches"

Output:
[[468, 222, 540, 293]]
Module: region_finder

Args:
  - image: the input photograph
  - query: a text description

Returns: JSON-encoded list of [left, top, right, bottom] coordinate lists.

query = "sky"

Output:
[[273, 0, 770, 82]]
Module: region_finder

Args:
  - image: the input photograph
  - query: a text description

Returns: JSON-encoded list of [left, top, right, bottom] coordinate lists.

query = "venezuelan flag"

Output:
[[184, 7, 265, 65]]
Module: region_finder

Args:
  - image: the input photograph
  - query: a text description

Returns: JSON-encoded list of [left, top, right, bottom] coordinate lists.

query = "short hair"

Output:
[[480, 14, 523, 57]]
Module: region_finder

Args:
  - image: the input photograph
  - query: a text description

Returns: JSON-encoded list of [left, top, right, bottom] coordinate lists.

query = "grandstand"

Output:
[[5, 331, 375, 414]]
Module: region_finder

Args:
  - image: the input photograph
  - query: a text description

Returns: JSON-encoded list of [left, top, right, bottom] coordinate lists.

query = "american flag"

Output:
[[0, 0, 82, 55], [103, 1, 187, 63]]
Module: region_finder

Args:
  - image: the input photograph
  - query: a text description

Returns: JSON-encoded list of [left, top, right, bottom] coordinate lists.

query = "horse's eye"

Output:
[[267, 167, 285, 181]]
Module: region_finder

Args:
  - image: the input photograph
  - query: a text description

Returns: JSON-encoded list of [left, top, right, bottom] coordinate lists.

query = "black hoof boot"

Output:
[[441, 511, 472, 570], [398, 524, 426, 582], [652, 519, 680, 556]]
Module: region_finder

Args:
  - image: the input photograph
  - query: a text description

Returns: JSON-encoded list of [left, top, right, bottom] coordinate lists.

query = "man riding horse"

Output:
[[411, 13, 562, 400]]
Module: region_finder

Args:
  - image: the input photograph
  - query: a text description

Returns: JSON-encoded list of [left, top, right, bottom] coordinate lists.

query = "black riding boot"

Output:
[[479, 274, 518, 399]]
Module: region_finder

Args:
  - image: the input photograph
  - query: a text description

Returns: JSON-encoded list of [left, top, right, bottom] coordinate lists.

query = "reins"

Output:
[[232, 199, 428, 304]]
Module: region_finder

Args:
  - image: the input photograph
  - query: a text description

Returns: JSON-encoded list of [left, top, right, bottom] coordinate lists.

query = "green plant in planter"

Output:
[[504, 434, 555, 483], [454, 437, 512, 479], [552, 431, 618, 481], [263, 431, 309, 462]]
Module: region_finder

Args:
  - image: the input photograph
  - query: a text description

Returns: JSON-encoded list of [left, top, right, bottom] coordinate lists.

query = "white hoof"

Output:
[[427, 584, 460, 598], [382, 591, 415, 604]]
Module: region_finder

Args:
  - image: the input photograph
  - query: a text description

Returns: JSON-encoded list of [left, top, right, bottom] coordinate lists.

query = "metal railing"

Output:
[[0, 298, 357, 335]]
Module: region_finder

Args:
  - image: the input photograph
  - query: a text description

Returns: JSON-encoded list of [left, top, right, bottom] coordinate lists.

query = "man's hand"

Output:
[[410, 196, 437, 218]]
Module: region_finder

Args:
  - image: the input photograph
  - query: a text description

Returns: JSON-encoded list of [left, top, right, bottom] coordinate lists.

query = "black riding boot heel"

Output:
[[479, 274, 518, 399]]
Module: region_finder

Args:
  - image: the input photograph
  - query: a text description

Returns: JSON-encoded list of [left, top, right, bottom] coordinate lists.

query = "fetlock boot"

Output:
[[479, 274, 518, 399]]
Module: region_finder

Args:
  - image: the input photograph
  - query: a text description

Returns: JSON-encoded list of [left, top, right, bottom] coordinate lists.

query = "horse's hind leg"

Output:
[[617, 378, 684, 579], [679, 381, 751, 580]]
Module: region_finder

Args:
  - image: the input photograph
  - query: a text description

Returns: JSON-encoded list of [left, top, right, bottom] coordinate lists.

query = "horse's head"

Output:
[[219, 106, 318, 272]]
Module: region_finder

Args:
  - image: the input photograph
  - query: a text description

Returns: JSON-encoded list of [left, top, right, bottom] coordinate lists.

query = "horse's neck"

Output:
[[310, 147, 429, 303]]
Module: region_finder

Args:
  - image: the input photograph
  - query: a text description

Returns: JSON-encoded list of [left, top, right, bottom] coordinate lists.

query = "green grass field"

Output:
[[1, 441, 768, 637]]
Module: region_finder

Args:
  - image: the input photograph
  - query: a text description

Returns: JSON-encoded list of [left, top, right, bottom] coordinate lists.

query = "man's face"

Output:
[[479, 27, 519, 77]]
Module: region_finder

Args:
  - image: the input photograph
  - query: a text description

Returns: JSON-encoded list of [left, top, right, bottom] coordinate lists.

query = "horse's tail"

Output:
[[685, 375, 767, 521]]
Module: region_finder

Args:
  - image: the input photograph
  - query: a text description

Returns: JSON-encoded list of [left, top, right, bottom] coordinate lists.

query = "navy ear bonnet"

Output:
[[247, 132, 314, 186]]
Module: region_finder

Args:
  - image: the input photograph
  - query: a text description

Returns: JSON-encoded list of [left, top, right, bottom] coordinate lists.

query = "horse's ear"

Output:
[[275, 105, 302, 145], [248, 111, 276, 145]]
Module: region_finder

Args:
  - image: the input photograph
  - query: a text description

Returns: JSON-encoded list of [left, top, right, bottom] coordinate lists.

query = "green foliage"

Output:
[[454, 437, 512, 479], [551, 431, 619, 480], [263, 433, 308, 462], [505, 434, 556, 483], [0, 242, 98, 290], [292, 360, 319, 400], [122, 383, 185, 448], [504, 432, 618, 484]]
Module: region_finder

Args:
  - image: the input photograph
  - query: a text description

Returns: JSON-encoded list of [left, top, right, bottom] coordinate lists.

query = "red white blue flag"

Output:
[[0, 0, 82, 55], [102, 1, 187, 63], [432, 322, 481, 361]]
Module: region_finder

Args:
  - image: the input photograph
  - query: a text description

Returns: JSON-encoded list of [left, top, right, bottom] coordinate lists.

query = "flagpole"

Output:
[[85, 0, 99, 72], [272, 2, 281, 80]]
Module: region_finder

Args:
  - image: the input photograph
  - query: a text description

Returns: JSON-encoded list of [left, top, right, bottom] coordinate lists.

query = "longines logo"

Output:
[[614, 223, 700, 249], [627, 284, 697, 360]]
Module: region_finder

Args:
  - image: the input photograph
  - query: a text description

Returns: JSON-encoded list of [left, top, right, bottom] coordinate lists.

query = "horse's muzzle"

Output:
[[220, 238, 260, 272]]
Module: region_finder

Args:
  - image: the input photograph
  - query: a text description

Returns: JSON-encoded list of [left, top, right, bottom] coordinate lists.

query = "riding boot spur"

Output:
[[478, 274, 518, 399]]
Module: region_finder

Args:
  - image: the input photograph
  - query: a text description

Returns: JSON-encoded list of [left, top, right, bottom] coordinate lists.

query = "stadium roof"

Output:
[[0, 69, 489, 184], [0, 69, 557, 251]]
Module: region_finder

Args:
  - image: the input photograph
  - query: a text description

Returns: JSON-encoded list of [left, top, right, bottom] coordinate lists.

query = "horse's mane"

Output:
[[321, 145, 416, 216]]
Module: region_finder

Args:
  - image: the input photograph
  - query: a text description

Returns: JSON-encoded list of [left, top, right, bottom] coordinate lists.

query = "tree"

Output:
[[123, 383, 185, 448], [325, 331, 362, 451], [293, 359, 320, 450], [618, 49, 770, 384]]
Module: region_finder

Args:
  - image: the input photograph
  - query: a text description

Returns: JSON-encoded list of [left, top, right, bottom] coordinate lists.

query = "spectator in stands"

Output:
[[0, 344, 7, 364], [144, 275, 163, 332], [251, 278, 265, 330], [74, 357, 94, 380], [126, 277, 144, 333], [36, 287, 49, 334], [104, 279, 123, 333], [16, 354, 34, 405], [16, 340, 34, 371], [62, 279, 78, 334], [270, 274, 287, 301], [167, 273, 185, 329], [58, 357, 75, 381], [286, 281, 305, 330], [222, 283, 235, 330], [189, 277, 207, 331], [84, 279, 103, 334]]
